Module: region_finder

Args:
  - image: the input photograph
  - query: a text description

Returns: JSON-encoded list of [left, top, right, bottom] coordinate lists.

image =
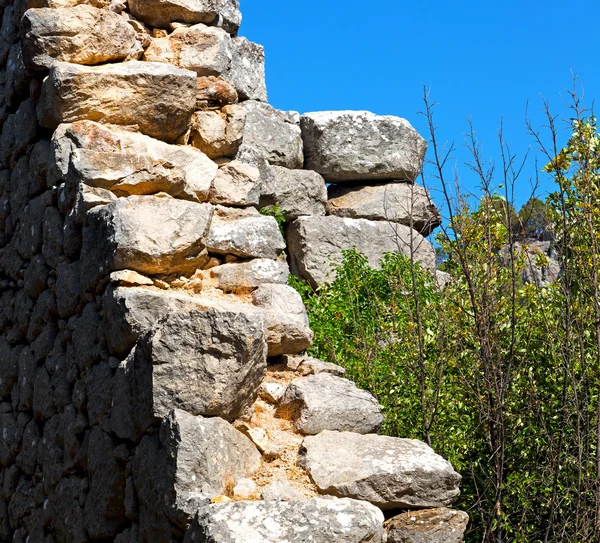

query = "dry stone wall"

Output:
[[0, 0, 465, 541]]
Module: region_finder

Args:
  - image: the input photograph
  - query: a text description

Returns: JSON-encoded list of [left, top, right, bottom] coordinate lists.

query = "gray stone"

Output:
[[143, 23, 231, 76], [287, 215, 437, 287], [53, 120, 218, 202], [295, 356, 346, 377], [209, 258, 289, 291], [22, 5, 140, 70], [385, 508, 469, 543], [209, 161, 261, 207], [133, 308, 267, 422], [327, 183, 442, 236], [301, 111, 427, 182], [81, 195, 214, 282], [260, 166, 327, 222], [56, 261, 81, 319], [130, 0, 241, 34], [133, 409, 260, 539], [236, 101, 303, 169], [252, 284, 313, 356], [223, 37, 267, 102], [189, 104, 245, 159], [300, 431, 462, 510], [261, 478, 307, 502], [37, 61, 197, 142], [281, 373, 383, 435], [184, 498, 385, 543], [50, 477, 87, 543], [206, 211, 286, 259]]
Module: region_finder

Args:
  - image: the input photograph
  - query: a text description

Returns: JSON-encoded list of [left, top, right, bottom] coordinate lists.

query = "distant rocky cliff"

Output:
[[0, 0, 466, 541]]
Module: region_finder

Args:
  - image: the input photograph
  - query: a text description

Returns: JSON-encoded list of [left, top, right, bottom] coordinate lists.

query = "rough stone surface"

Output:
[[129, 0, 242, 35], [183, 498, 385, 543], [133, 308, 267, 422], [385, 508, 469, 543], [209, 259, 289, 291], [143, 23, 232, 77], [260, 165, 327, 222], [236, 101, 303, 168], [206, 211, 286, 259], [300, 431, 462, 510], [301, 111, 427, 182], [327, 183, 442, 236], [262, 478, 307, 502], [22, 5, 140, 70], [133, 409, 261, 539], [37, 61, 197, 142], [82, 195, 213, 280], [189, 104, 245, 159], [223, 37, 267, 102], [287, 216, 437, 287], [53, 120, 218, 202], [252, 284, 313, 356], [281, 373, 383, 435], [196, 75, 238, 108], [209, 161, 261, 206]]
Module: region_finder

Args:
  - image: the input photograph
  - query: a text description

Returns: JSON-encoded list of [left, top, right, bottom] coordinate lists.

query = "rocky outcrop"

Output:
[[0, 0, 461, 541]]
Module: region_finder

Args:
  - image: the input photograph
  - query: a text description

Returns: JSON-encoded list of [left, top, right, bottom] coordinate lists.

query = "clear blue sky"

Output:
[[240, 0, 600, 215]]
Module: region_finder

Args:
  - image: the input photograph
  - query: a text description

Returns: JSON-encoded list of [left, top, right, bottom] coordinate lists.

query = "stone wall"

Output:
[[0, 0, 465, 541]]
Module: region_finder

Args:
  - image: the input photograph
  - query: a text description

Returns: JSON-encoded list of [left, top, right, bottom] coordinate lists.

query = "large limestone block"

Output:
[[143, 23, 231, 77], [236, 101, 303, 169], [327, 183, 442, 236], [252, 284, 313, 356], [37, 61, 197, 142], [133, 409, 261, 539], [260, 166, 327, 222], [280, 373, 383, 435], [53, 121, 218, 202], [287, 216, 437, 287], [134, 308, 267, 421], [22, 5, 140, 70], [209, 259, 289, 291], [206, 208, 286, 259], [189, 105, 245, 159], [300, 431, 462, 510], [301, 111, 427, 182], [129, 0, 241, 35], [82, 195, 213, 283], [183, 498, 385, 543], [208, 161, 261, 206], [385, 508, 469, 543], [223, 37, 267, 102]]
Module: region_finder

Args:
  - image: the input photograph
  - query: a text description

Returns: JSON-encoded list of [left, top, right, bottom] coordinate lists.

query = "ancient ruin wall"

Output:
[[0, 0, 464, 541]]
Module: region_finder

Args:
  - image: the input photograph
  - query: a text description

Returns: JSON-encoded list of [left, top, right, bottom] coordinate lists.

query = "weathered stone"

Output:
[[232, 478, 257, 499], [209, 161, 261, 206], [258, 382, 286, 404], [50, 477, 87, 543], [37, 61, 197, 142], [129, 0, 241, 35], [133, 308, 267, 422], [252, 284, 313, 356], [288, 355, 346, 377], [327, 183, 442, 236], [261, 478, 307, 502], [300, 431, 462, 510], [287, 216, 437, 287], [223, 37, 267, 102], [184, 498, 385, 543], [260, 166, 327, 221], [206, 209, 285, 259], [53, 121, 218, 202], [281, 373, 382, 435], [0, 340, 21, 399], [81, 195, 214, 283], [301, 111, 427, 182], [236, 101, 303, 168], [15, 419, 41, 476], [143, 23, 231, 76], [385, 508, 469, 543], [22, 5, 140, 70], [209, 259, 289, 291], [32, 366, 56, 420], [189, 104, 245, 159], [133, 409, 260, 539], [196, 75, 238, 108], [84, 428, 127, 539], [56, 261, 81, 319]]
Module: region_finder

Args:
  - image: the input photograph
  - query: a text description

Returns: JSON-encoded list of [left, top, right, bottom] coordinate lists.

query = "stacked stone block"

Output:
[[0, 0, 465, 542]]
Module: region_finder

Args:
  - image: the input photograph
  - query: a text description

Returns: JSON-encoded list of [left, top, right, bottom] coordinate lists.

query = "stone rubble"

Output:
[[0, 0, 466, 541]]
